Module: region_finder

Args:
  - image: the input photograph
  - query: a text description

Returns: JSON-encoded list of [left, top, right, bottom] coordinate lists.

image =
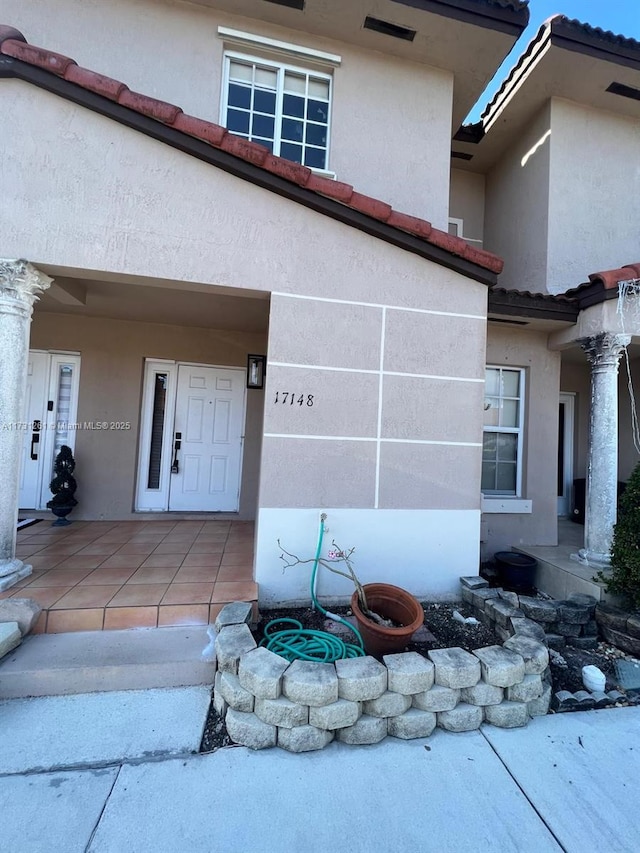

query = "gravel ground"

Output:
[[199, 600, 638, 752]]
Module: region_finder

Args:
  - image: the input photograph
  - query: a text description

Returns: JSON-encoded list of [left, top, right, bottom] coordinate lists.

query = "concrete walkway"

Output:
[[1, 689, 637, 852]]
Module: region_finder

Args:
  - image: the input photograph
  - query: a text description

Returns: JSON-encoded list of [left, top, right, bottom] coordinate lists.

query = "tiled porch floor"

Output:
[[2, 519, 257, 633]]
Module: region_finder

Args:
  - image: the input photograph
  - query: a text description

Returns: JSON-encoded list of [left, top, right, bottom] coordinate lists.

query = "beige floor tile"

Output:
[[160, 583, 214, 605], [50, 585, 118, 610], [127, 567, 180, 585], [46, 609, 105, 633], [152, 544, 190, 555], [187, 542, 227, 555], [172, 565, 219, 584], [220, 552, 254, 566], [210, 581, 258, 603], [157, 604, 209, 627], [78, 568, 137, 585], [24, 568, 93, 587], [27, 555, 67, 571], [98, 554, 146, 570], [139, 554, 185, 569], [181, 553, 222, 568], [76, 544, 121, 555], [107, 583, 169, 607], [215, 564, 254, 583], [115, 543, 157, 556], [10, 586, 73, 609], [56, 555, 108, 570], [103, 607, 158, 630]]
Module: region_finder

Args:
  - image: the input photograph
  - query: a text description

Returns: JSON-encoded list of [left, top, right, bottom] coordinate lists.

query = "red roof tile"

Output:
[[588, 263, 640, 290], [0, 25, 504, 276]]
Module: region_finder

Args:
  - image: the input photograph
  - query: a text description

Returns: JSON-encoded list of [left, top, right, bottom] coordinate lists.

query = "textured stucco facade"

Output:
[[481, 325, 561, 557], [3, 0, 453, 228], [1, 69, 489, 601]]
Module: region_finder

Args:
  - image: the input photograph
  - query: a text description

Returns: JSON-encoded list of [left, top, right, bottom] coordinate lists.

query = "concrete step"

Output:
[[0, 626, 216, 699], [512, 547, 607, 602]]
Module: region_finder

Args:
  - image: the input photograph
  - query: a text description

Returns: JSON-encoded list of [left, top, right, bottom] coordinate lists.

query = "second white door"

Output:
[[168, 364, 245, 512]]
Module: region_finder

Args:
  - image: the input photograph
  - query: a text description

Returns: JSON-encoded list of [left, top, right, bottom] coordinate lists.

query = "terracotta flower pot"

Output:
[[350, 583, 424, 657]]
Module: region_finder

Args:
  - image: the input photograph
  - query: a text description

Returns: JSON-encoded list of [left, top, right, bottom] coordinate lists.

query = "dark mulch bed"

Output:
[[199, 600, 635, 753]]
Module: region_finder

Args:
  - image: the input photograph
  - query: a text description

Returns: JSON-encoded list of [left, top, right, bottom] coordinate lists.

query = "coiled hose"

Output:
[[261, 514, 365, 662]]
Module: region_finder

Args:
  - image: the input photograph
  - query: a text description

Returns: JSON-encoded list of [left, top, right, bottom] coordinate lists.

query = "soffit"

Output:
[[183, 0, 526, 129], [37, 277, 271, 333], [454, 17, 640, 172]]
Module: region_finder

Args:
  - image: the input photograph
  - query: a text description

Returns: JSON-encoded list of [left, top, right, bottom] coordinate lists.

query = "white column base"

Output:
[[570, 548, 610, 568], [0, 560, 33, 592]]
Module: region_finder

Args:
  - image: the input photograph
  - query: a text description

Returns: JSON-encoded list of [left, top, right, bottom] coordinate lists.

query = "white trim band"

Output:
[[264, 434, 481, 447], [267, 361, 483, 383], [271, 291, 485, 320], [217, 26, 342, 66]]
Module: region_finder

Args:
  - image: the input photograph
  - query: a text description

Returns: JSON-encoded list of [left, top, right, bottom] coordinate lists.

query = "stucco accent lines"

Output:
[[374, 307, 387, 509], [272, 290, 486, 320]]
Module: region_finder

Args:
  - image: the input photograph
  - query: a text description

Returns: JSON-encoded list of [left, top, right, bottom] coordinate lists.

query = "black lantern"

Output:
[[247, 354, 266, 389]]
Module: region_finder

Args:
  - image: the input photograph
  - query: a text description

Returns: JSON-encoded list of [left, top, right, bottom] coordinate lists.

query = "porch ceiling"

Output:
[[36, 275, 270, 333]]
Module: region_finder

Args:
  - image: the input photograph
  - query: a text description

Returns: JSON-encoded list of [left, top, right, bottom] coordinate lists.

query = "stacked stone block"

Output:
[[211, 602, 550, 752], [461, 577, 599, 650]]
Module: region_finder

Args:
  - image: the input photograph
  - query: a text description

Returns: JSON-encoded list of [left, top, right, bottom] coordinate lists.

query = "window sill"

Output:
[[481, 498, 532, 514], [310, 167, 337, 180]]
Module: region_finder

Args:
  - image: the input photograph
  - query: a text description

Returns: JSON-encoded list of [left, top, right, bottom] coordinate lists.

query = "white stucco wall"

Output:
[[547, 99, 640, 294], [3, 0, 453, 227], [483, 103, 551, 293], [449, 169, 485, 245], [1, 79, 486, 602], [482, 325, 561, 557]]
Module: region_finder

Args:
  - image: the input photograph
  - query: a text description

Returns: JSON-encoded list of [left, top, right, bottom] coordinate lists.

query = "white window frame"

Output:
[[482, 365, 525, 498], [448, 217, 483, 247], [220, 50, 334, 174]]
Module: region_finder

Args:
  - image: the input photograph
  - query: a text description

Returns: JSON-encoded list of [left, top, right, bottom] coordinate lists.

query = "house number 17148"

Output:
[[274, 392, 314, 406]]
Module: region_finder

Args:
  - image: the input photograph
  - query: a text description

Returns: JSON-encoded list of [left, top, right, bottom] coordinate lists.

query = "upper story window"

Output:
[[482, 367, 525, 496], [222, 53, 332, 170]]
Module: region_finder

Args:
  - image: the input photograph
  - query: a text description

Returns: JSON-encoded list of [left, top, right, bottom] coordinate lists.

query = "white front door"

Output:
[[19, 351, 81, 509], [19, 352, 49, 509], [168, 364, 245, 512]]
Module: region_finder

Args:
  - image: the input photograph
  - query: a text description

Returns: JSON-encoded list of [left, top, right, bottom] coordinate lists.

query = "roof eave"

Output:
[[390, 0, 529, 37], [488, 288, 579, 322], [1, 53, 499, 287]]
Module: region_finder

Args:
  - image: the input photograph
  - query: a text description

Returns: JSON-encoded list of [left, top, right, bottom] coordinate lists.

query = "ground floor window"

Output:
[[482, 366, 525, 496]]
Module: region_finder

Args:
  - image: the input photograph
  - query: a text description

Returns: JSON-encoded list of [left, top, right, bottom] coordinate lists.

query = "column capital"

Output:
[[0, 258, 52, 318], [578, 332, 631, 371]]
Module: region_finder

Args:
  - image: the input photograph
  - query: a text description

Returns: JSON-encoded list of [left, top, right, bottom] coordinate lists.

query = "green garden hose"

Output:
[[261, 514, 365, 662]]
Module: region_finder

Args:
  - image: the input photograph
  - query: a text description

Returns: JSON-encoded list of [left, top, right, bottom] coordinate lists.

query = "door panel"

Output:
[[19, 352, 49, 509], [169, 365, 244, 511]]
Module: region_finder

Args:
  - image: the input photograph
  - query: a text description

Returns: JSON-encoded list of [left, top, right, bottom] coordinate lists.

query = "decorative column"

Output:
[[0, 259, 52, 591], [575, 332, 630, 566]]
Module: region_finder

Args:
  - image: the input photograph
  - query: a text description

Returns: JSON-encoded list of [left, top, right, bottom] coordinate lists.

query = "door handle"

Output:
[[30, 432, 40, 460], [171, 432, 182, 474]]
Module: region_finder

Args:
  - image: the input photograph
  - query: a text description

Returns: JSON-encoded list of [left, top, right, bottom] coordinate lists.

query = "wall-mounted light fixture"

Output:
[[247, 354, 266, 389]]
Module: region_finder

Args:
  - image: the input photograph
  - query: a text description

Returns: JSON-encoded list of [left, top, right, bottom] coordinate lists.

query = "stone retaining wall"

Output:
[[211, 601, 551, 752], [461, 577, 598, 650]]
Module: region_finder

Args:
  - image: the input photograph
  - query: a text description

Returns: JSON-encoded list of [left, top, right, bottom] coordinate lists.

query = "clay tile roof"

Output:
[[588, 263, 640, 290], [0, 25, 503, 278]]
